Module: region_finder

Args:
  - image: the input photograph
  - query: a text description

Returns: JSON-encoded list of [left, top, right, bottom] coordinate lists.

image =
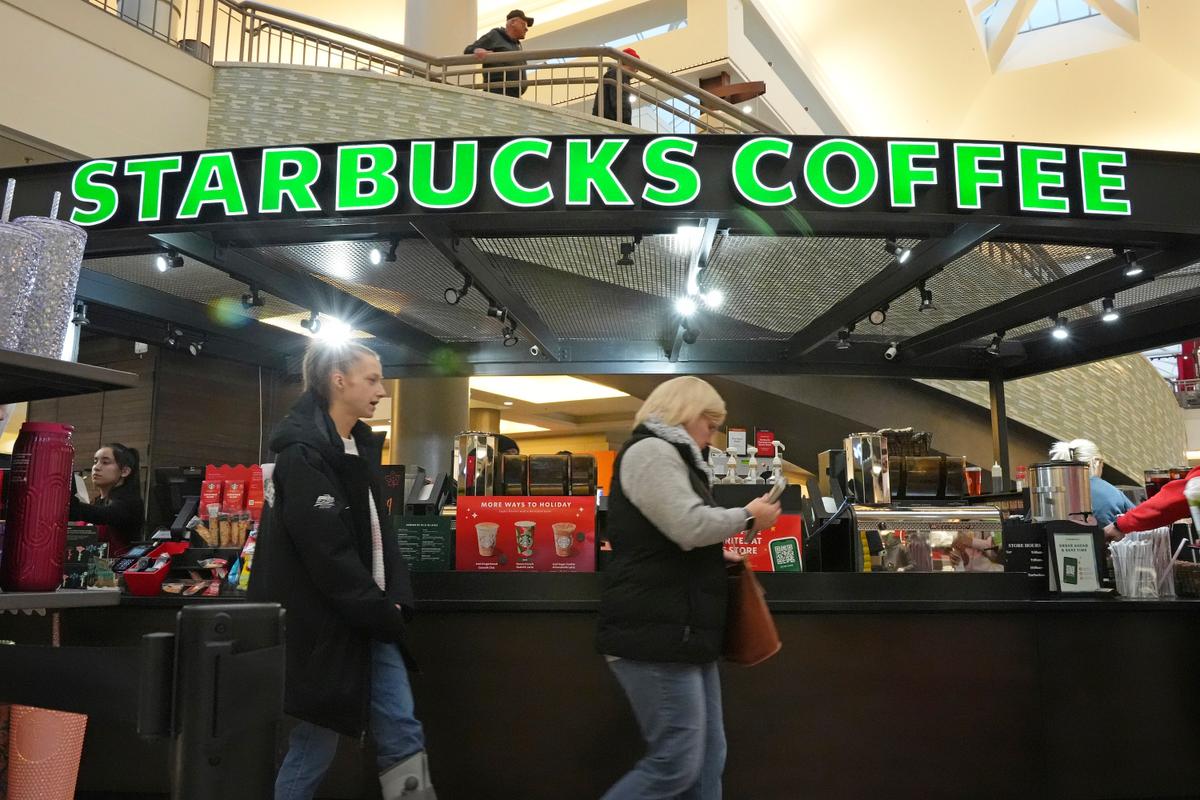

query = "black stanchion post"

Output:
[[170, 603, 285, 800]]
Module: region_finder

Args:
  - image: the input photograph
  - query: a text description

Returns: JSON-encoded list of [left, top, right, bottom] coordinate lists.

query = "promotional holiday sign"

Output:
[[456, 496, 596, 572], [724, 513, 802, 573]]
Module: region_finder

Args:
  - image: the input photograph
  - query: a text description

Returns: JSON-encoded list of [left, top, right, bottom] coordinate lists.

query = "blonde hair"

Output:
[[1050, 438, 1101, 464], [634, 376, 727, 427], [302, 339, 379, 409]]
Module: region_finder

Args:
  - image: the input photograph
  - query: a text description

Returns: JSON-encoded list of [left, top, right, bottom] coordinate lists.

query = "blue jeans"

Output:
[[274, 641, 425, 800], [602, 659, 726, 800]]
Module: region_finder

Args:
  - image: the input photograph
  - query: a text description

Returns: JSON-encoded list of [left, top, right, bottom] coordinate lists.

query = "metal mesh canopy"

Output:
[[84, 253, 303, 320]]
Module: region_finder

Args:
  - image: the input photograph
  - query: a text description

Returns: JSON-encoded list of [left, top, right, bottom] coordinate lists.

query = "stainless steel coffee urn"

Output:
[[1028, 461, 1093, 523], [844, 433, 890, 505], [455, 432, 499, 496]]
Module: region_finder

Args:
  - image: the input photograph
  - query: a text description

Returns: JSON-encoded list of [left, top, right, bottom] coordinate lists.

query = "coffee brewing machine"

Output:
[[803, 432, 1006, 573]]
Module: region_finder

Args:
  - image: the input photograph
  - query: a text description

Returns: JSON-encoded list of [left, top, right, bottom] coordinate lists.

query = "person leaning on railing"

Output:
[[463, 9, 532, 98], [593, 47, 639, 125]]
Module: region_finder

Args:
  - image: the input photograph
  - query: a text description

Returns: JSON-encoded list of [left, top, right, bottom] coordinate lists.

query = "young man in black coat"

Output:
[[464, 9, 533, 97], [249, 340, 435, 799]]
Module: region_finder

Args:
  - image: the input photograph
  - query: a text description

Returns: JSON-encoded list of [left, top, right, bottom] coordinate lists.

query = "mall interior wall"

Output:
[[0, 0, 211, 159]]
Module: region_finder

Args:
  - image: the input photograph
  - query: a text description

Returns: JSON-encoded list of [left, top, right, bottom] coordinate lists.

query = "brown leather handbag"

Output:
[[722, 561, 782, 666]]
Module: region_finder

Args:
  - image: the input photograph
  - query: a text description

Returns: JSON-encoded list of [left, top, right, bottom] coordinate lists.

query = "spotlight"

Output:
[[885, 238, 911, 265], [187, 339, 205, 357], [836, 328, 852, 350], [682, 319, 700, 345], [155, 249, 183, 273], [702, 289, 724, 309], [883, 342, 899, 361], [617, 242, 636, 266], [300, 310, 322, 335], [918, 282, 935, 312], [370, 239, 398, 266], [502, 325, 519, 347], [616, 234, 642, 266], [486, 303, 509, 321], [241, 286, 265, 309], [1101, 296, 1120, 323], [1051, 316, 1069, 340], [444, 276, 471, 305], [868, 305, 888, 325], [1123, 250, 1143, 278], [987, 332, 1004, 356], [70, 301, 89, 326], [165, 327, 182, 348], [675, 296, 698, 317]]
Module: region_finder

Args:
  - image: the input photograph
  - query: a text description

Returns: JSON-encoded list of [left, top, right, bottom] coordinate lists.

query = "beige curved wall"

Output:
[[206, 64, 637, 148], [921, 355, 1188, 480]]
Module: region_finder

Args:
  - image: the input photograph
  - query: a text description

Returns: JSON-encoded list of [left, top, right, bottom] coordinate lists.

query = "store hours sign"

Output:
[[54, 135, 1140, 229]]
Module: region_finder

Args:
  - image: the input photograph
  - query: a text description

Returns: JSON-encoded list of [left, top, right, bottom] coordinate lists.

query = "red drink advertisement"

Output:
[[456, 496, 596, 572], [723, 513, 803, 572]]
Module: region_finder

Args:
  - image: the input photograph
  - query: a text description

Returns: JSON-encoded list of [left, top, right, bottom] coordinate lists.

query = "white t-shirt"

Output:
[[342, 435, 386, 591]]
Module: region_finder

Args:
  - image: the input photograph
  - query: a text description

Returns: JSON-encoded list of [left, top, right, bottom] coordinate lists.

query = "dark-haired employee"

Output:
[[70, 443, 145, 557]]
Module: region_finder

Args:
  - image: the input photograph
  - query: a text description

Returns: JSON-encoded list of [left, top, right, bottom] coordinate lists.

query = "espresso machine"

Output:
[[804, 433, 1005, 572]]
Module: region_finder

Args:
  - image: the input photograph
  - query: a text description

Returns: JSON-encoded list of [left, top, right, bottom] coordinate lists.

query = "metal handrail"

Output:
[[83, 0, 777, 135]]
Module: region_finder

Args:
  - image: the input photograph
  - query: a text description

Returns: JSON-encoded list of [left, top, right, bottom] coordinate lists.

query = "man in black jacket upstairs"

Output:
[[464, 9, 533, 97]]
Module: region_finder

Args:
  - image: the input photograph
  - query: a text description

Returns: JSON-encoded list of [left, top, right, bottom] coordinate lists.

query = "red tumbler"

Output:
[[1, 422, 74, 592]]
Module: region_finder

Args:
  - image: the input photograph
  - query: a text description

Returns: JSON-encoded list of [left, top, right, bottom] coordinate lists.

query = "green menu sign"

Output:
[[394, 515, 454, 572]]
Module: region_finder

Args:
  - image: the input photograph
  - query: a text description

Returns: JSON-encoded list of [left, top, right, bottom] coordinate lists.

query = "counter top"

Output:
[[114, 573, 1200, 613], [0, 589, 121, 611]]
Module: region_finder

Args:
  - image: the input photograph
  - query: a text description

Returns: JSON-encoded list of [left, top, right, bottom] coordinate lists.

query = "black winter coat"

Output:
[[597, 426, 728, 663], [248, 391, 415, 737], [592, 67, 633, 124]]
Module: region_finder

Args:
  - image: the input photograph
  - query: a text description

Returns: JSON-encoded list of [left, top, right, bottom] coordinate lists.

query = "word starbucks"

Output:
[[68, 136, 1132, 226]]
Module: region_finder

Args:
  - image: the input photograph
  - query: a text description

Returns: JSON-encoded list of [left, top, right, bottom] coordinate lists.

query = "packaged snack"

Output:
[[202, 579, 221, 597], [183, 582, 205, 596], [246, 465, 265, 522], [199, 480, 224, 519], [237, 532, 257, 591], [218, 515, 232, 548], [162, 581, 186, 594], [222, 480, 246, 514], [185, 515, 216, 547]]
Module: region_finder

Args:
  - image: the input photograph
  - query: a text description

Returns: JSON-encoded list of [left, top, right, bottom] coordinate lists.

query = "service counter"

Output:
[[3, 575, 1199, 799]]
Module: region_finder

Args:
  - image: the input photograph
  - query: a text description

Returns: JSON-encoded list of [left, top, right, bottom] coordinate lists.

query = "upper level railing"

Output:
[[85, 0, 778, 135]]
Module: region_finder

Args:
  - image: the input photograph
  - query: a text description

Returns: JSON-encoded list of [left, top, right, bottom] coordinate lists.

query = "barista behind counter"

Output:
[[69, 442, 145, 557]]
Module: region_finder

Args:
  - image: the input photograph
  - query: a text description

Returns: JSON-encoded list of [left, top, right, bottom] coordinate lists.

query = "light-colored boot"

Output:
[[380, 750, 437, 799]]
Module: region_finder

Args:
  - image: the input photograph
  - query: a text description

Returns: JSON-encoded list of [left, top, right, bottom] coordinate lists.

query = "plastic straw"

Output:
[[2, 178, 13, 223]]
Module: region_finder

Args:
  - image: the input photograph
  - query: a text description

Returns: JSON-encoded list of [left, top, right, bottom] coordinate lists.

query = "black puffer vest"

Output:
[[597, 425, 728, 663]]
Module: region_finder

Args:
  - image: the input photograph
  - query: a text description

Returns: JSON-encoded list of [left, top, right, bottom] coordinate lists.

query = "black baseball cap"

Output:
[[507, 9, 534, 26]]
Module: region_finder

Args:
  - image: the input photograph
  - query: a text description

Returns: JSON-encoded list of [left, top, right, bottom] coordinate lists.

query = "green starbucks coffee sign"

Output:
[[54, 135, 1137, 229]]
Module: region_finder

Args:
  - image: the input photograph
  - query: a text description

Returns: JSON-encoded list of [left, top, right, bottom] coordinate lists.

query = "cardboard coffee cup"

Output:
[[515, 520, 536, 559], [553, 522, 576, 557], [476, 522, 499, 557]]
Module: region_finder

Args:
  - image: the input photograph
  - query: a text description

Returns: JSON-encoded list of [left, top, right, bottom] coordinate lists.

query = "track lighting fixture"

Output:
[[1051, 316, 1069, 340], [616, 234, 642, 266], [444, 275, 472, 305], [71, 301, 89, 327], [885, 238, 911, 265], [502, 324, 519, 347], [165, 326, 183, 348], [986, 332, 1004, 356], [1101, 296, 1119, 323], [241, 286, 265, 309], [836, 328, 852, 350], [300, 310, 322, 335], [370, 239, 399, 266], [187, 339, 205, 357], [486, 303, 509, 321], [917, 281, 935, 312], [702, 289, 724, 310], [1122, 249, 1143, 278], [155, 249, 183, 273], [868, 305, 888, 325]]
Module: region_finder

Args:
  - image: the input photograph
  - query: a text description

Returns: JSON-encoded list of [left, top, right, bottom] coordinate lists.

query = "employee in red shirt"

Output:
[[1104, 465, 1200, 539]]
